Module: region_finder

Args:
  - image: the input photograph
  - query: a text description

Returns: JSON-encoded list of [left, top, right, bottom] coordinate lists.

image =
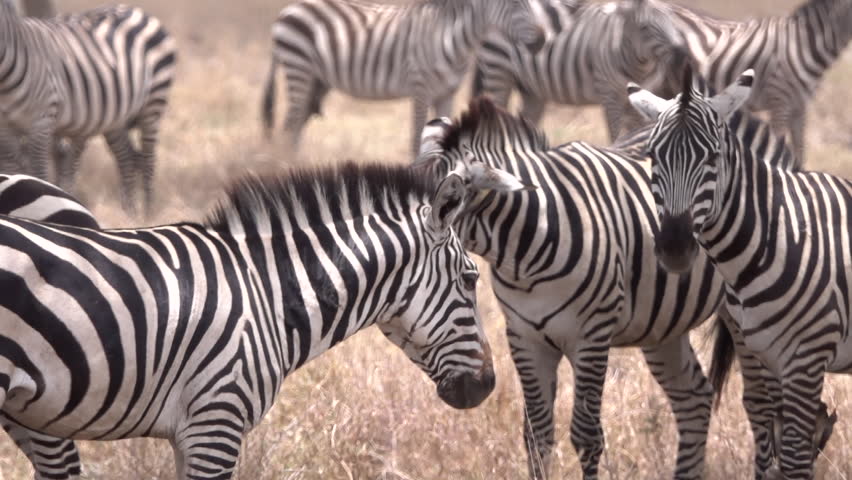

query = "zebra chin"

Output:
[[654, 212, 699, 274], [436, 364, 496, 409]]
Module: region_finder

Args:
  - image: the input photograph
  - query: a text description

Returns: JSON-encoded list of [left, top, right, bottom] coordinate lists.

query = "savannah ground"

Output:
[[2, 0, 852, 478]]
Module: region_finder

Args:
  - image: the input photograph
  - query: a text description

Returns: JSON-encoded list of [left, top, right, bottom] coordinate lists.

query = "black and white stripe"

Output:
[[0, 174, 96, 480], [631, 67, 852, 479], [261, 0, 547, 154], [471, 0, 686, 140], [0, 162, 493, 479], [415, 96, 802, 480], [656, 0, 852, 164], [0, 1, 177, 215], [0, 174, 98, 229]]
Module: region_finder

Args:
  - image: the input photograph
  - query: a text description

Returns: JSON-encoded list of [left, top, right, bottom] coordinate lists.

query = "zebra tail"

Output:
[[708, 314, 735, 411], [262, 60, 278, 139]]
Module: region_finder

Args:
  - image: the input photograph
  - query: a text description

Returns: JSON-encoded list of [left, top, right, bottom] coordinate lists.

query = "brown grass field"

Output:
[[2, 0, 852, 478]]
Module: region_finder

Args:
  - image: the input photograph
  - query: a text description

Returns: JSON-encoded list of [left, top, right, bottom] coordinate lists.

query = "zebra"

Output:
[[414, 96, 792, 479], [648, 0, 852, 164], [628, 66, 852, 479], [471, 0, 688, 141], [0, 161, 496, 480], [0, 174, 97, 480], [261, 0, 548, 155], [0, 1, 177, 216], [0, 174, 98, 229]]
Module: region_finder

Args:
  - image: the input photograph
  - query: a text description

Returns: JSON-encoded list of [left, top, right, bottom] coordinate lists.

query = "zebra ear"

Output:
[[416, 117, 454, 163], [429, 173, 466, 232], [467, 163, 536, 192], [627, 82, 672, 121], [708, 69, 754, 120]]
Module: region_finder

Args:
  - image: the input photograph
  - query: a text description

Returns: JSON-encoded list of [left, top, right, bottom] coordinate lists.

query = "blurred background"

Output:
[[1, 0, 851, 478]]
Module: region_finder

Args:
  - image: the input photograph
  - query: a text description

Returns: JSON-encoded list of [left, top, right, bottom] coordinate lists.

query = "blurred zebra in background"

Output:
[[0, 174, 96, 480], [262, 0, 548, 155], [655, 0, 852, 164], [0, 1, 177, 215], [471, 0, 687, 140], [630, 66, 852, 480], [415, 96, 800, 479], [0, 162, 495, 480]]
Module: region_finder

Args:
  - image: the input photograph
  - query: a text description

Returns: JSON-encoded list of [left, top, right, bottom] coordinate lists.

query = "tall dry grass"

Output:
[[1, 0, 852, 478]]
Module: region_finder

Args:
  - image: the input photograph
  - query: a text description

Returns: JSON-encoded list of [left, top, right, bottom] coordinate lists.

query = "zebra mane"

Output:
[[439, 96, 550, 153], [678, 64, 694, 119], [205, 162, 436, 232]]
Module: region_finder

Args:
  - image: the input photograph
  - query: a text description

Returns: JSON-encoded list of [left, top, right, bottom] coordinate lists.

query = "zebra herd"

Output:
[[0, 0, 850, 479]]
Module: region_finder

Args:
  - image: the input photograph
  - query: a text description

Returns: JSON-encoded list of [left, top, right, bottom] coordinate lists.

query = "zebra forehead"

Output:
[[439, 96, 549, 153]]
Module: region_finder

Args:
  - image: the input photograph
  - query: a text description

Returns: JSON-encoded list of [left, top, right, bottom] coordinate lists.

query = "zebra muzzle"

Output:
[[436, 364, 496, 409]]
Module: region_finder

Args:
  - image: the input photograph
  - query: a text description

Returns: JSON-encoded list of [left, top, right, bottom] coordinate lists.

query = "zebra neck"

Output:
[[249, 217, 415, 375], [696, 133, 762, 271], [793, 0, 852, 62]]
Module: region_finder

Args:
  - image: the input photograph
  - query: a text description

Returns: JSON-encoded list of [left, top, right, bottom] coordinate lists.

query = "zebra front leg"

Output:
[[788, 109, 806, 167], [641, 335, 712, 479], [53, 137, 88, 193], [1, 414, 82, 480], [0, 123, 22, 174], [22, 119, 56, 181], [104, 129, 142, 215], [411, 97, 430, 156], [600, 94, 625, 142], [172, 416, 245, 480], [775, 361, 828, 479], [567, 342, 611, 479], [519, 93, 546, 126], [507, 326, 562, 479]]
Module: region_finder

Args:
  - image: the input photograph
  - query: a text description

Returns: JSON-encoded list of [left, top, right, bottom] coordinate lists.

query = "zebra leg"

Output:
[[53, 137, 88, 193], [788, 110, 806, 167], [282, 68, 327, 151], [411, 97, 430, 156], [519, 93, 546, 125], [136, 117, 162, 217], [641, 335, 712, 479], [1, 414, 82, 480], [729, 333, 778, 477], [776, 363, 827, 480], [22, 119, 56, 181], [567, 342, 610, 479], [0, 123, 22, 174], [507, 326, 562, 480], [104, 129, 142, 215], [172, 417, 244, 480], [432, 92, 455, 120], [600, 94, 625, 142]]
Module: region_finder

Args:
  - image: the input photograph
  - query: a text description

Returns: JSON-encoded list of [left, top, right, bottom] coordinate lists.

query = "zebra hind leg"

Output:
[[642, 336, 712, 479], [104, 129, 142, 215], [507, 326, 562, 479], [135, 117, 162, 218], [1, 414, 82, 480], [282, 66, 328, 152]]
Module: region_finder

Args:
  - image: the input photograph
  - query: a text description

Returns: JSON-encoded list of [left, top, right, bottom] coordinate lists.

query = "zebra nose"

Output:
[[437, 364, 496, 409], [525, 26, 546, 53]]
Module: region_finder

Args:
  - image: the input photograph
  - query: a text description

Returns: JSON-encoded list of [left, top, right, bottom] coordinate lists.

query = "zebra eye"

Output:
[[460, 270, 479, 291]]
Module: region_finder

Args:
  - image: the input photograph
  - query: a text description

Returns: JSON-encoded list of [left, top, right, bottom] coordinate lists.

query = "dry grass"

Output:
[[2, 0, 852, 478]]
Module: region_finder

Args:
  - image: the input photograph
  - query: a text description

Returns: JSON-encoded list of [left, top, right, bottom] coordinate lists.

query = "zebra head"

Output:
[[483, 0, 550, 53], [627, 66, 754, 273], [621, 0, 688, 94], [378, 173, 495, 409]]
